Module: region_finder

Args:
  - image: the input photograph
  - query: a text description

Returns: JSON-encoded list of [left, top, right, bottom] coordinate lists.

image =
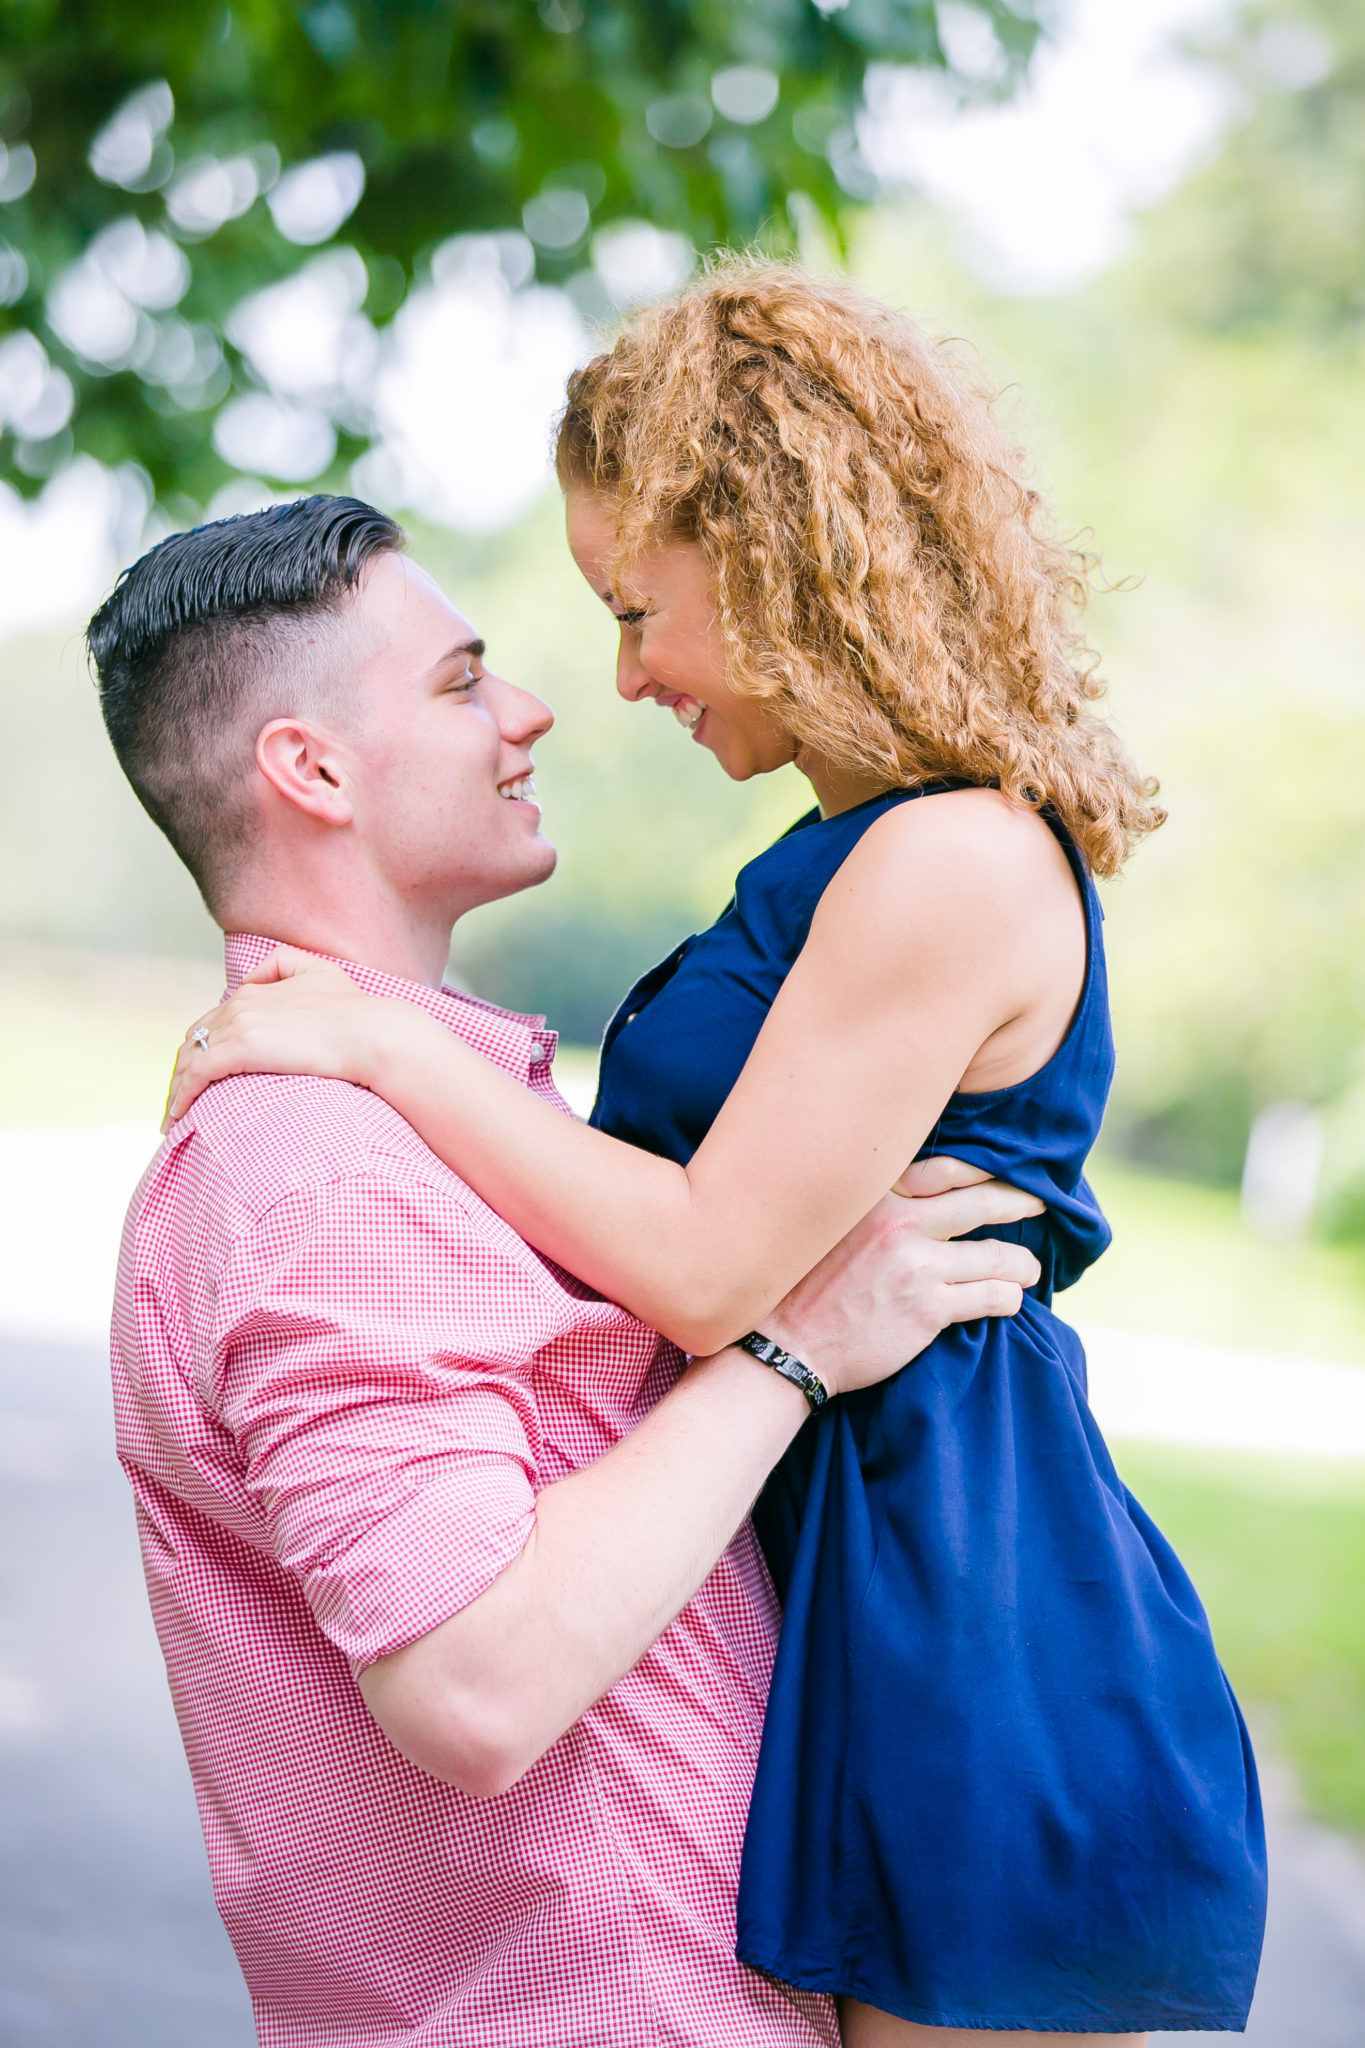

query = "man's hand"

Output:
[[765, 1162, 1043, 1397], [359, 1159, 1043, 1798]]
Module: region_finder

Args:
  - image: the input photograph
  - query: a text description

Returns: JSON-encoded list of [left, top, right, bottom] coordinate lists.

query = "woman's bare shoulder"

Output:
[[828, 787, 1070, 916], [791, 790, 1077, 1013]]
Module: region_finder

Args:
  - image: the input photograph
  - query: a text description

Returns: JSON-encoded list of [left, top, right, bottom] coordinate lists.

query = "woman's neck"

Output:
[[799, 750, 897, 819]]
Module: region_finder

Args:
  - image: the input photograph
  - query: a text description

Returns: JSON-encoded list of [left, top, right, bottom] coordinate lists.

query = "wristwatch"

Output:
[[737, 1330, 829, 1412]]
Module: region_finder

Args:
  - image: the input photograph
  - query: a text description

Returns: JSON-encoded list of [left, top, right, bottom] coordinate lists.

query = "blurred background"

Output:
[[2, 1, 1364, 2041]]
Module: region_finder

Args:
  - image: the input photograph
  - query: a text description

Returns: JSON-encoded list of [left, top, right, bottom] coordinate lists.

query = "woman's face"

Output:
[[565, 489, 797, 784]]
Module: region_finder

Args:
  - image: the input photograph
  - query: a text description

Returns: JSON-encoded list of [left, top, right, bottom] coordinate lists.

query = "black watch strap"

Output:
[[738, 1330, 829, 1412]]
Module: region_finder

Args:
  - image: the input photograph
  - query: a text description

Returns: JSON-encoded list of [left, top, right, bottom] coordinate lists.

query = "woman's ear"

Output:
[[255, 718, 355, 827]]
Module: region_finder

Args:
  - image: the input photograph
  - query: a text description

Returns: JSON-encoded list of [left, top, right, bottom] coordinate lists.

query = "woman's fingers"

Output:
[[181, 1003, 221, 1043], [161, 971, 388, 1131], [243, 951, 288, 985], [164, 1036, 229, 1127], [162, 1008, 220, 1128], [162, 1047, 186, 1131], [243, 945, 347, 988], [163, 993, 258, 1127], [167, 962, 360, 1124]]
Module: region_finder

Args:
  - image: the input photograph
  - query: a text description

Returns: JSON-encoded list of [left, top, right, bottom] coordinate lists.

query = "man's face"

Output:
[[333, 552, 556, 920]]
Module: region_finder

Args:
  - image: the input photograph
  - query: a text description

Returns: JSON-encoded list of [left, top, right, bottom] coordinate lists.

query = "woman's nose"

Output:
[[615, 629, 651, 703]]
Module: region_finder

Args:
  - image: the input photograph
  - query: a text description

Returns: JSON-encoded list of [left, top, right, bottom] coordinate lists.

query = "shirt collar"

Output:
[[222, 933, 558, 1086]]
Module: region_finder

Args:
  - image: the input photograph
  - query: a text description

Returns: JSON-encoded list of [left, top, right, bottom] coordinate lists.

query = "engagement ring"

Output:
[[191, 1027, 210, 1051]]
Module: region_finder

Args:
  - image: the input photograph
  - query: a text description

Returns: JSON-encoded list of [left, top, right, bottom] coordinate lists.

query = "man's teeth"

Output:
[[670, 699, 704, 733], [499, 776, 537, 802]]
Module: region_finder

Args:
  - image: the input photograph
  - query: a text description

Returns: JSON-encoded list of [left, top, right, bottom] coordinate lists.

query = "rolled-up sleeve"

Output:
[[207, 1169, 555, 1666]]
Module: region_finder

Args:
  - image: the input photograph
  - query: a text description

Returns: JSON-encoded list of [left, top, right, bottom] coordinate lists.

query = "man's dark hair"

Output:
[[87, 493, 404, 914]]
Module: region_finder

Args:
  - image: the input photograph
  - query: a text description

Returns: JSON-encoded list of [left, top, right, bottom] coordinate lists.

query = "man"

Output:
[[89, 496, 1039, 2047]]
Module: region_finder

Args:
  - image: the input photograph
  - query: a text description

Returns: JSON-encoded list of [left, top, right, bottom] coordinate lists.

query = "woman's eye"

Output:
[[613, 609, 647, 628]]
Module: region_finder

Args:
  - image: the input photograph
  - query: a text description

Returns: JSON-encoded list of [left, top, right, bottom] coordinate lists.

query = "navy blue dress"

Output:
[[592, 789, 1266, 2034]]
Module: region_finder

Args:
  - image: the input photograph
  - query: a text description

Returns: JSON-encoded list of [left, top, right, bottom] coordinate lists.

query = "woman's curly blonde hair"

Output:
[[556, 258, 1161, 876]]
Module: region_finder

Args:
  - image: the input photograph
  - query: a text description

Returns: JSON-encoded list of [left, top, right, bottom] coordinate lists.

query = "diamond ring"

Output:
[[190, 1026, 210, 1052]]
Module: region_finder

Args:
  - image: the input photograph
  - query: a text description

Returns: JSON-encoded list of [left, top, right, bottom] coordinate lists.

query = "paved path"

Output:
[[3, 1334, 1365, 2044], [1201, 1754, 1365, 2048], [0, 1334, 252, 2045]]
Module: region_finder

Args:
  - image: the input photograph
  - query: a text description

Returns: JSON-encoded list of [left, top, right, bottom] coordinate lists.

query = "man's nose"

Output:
[[496, 676, 554, 746], [615, 629, 651, 703]]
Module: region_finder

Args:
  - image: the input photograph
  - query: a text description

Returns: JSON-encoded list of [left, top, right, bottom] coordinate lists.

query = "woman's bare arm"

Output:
[[169, 791, 1080, 1354]]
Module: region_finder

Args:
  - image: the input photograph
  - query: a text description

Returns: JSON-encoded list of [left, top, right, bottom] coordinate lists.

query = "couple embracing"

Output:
[[97, 261, 1266, 2046]]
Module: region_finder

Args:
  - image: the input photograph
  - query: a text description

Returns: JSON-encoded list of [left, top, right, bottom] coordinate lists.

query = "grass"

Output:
[[1061, 1164, 1365, 1833], [1062, 1154, 1365, 1363], [0, 946, 223, 1129], [0, 946, 607, 1130], [1114, 1445, 1365, 1835], [3, 948, 1363, 1833]]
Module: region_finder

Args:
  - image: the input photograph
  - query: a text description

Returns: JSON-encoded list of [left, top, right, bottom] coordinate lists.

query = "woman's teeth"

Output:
[[499, 775, 537, 803], [670, 698, 704, 734]]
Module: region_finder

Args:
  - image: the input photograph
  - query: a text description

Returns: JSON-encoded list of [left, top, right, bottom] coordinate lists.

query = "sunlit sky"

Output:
[[865, 0, 1238, 291], [0, 0, 1244, 642]]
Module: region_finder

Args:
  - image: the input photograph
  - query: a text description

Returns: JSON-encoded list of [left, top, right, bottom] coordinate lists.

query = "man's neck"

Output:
[[218, 898, 456, 989]]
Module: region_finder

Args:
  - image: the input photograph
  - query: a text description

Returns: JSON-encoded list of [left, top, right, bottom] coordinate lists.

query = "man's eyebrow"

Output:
[[431, 637, 486, 670]]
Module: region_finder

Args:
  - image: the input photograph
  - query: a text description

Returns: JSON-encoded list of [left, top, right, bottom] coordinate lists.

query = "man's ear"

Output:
[[255, 718, 356, 827]]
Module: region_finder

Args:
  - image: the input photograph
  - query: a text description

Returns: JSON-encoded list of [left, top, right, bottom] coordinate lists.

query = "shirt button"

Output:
[[528, 1043, 548, 1068]]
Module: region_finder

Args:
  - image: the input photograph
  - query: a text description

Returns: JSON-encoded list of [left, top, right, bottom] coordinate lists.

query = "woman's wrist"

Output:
[[354, 995, 439, 1094]]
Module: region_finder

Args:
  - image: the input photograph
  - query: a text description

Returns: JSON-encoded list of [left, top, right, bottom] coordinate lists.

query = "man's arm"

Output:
[[359, 1180, 1040, 1797]]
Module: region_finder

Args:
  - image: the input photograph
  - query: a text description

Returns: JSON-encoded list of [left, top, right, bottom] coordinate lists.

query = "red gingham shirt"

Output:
[[112, 934, 837, 2048]]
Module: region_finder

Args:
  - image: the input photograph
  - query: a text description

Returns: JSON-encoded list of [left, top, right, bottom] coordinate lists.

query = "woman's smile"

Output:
[[564, 487, 798, 785]]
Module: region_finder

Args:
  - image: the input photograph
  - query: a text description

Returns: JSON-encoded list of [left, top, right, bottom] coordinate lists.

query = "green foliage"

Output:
[[6, 1, 1365, 1208], [1133, 0, 1365, 334], [1100, 702, 1365, 1164], [1062, 1160, 1365, 1364], [0, 0, 1040, 500], [853, 188, 1365, 1197]]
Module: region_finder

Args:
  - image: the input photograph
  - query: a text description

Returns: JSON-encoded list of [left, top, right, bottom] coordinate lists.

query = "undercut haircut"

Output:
[[87, 494, 404, 914]]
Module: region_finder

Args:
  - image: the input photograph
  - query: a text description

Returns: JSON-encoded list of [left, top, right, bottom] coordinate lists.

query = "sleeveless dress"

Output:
[[591, 788, 1266, 2034]]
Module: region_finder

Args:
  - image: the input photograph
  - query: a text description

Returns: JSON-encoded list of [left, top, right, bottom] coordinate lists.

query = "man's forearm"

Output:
[[359, 1344, 808, 1795], [359, 1180, 1041, 1796]]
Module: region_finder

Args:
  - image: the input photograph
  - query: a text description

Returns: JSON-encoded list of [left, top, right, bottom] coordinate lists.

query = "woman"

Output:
[[167, 262, 1266, 2040]]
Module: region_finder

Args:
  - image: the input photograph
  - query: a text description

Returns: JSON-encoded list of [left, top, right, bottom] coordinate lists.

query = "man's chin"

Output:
[[524, 830, 557, 884], [469, 836, 558, 912]]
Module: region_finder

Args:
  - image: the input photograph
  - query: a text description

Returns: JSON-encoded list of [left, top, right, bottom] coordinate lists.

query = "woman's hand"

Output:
[[162, 947, 415, 1129]]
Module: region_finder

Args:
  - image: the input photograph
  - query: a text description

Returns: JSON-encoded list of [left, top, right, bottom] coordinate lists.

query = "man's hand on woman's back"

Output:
[[764, 1160, 1043, 1398]]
